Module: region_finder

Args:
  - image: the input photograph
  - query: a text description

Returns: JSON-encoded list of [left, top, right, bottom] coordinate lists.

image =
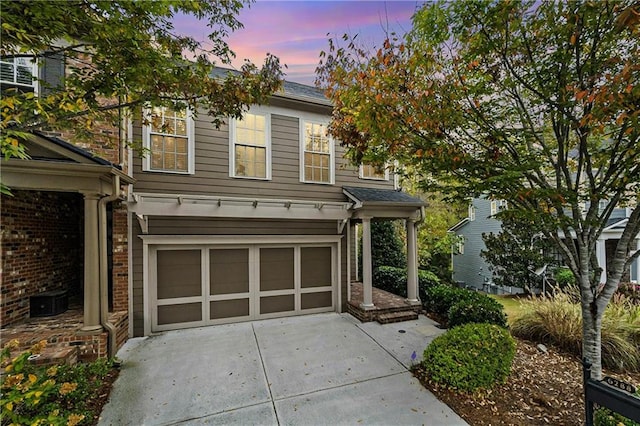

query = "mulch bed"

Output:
[[87, 365, 120, 425], [412, 339, 640, 426]]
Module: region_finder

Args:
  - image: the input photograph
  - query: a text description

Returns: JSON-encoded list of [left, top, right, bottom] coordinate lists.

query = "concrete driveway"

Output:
[[98, 313, 467, 426]]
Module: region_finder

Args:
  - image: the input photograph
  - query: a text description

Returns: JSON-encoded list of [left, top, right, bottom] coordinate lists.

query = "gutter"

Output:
[[98, 174, 120, 358]]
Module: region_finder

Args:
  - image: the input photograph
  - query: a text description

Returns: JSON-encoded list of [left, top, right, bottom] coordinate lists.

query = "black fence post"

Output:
[[583, 358, 594, 426]]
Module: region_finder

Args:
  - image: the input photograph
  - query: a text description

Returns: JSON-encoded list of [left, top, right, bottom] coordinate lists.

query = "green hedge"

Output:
[[422, 323, 516, 392], [448, 297, 508, 328], [423, 284, 507, 328], [373, 266, 440, 300]]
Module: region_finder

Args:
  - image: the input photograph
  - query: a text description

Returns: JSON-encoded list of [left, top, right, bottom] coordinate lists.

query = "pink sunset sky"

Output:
[[173, 1, 427, 85]]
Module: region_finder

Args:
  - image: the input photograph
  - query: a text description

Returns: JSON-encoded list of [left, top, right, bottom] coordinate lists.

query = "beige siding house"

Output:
[[127, 77, 425, 337]]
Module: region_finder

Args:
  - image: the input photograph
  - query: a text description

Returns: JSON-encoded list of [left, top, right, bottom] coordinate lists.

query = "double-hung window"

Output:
[[143, 106, 194, 174], [468, 204, 476, 221], [230, 111, 270, 179], [301, 121, 333, 184], [0, 57, 37, 88], [490, 200, 498, 216]]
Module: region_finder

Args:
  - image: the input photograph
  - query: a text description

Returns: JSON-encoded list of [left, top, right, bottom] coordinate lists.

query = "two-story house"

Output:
[[127, 75, 425, 337], [450, 198, 639, 291], [2, 62, 425, 360]]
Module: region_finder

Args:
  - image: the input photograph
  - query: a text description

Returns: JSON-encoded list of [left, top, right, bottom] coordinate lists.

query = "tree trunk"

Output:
[[581, 299, 603, 380]]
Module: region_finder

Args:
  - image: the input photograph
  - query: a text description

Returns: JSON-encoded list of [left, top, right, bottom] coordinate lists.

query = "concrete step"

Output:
[[376, 311, 419, 324]]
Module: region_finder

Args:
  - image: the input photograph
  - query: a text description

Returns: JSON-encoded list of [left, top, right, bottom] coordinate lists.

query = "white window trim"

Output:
[[469, 204, 476, 221], [490, 200, 498, 216], [0, 55, 38, 90], [359, 163, 390, 181], [457, 238, 465, 255], [299, 119, 335, 185], [142, 107, 195, 175], [229, 107, 272, 181]]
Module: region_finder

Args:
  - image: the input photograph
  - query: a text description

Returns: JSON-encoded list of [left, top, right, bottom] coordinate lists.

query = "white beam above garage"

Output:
[[129, 192, 352, 221]]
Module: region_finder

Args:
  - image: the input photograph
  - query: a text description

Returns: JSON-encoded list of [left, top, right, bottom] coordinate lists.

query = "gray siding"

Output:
[[131, 103, 395, 201], [132, 216, 347, 336], [452, 198, 503, 289]]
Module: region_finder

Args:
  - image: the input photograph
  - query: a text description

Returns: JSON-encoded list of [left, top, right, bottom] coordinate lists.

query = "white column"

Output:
[[596, 238, 607, 284], [406, 219, 419, 304], [82, 193, 103, 331], [360, 217, 374, 309]]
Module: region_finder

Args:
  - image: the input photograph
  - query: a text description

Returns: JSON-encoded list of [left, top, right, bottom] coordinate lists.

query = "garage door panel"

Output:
[[301, 291, 332, 310], [260, 248, 294, 291], [210, 249, 249, 295], [157, 250, 201, 299], [260, 295, 295, 314], [151, 242, 335, 331], [210, 299, 249, 319], [301, 247, 332, 288], [158, 303, 202, 325]]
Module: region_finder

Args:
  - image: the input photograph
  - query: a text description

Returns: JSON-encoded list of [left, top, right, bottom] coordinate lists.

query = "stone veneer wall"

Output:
[[1, 190, 83, 326]]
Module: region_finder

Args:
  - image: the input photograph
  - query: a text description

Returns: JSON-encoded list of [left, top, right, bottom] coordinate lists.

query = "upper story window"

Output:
[[301, 121, 334, 184], [490, 200, 498, 216], [0, 57, 37, 88], [230, 111, 270, 180], [142, 106, 195, 174], [360, 163, 389, 180], [468, 204, 476, 221]]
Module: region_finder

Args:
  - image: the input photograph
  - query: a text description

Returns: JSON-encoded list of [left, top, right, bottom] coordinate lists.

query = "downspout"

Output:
[[99, 174, 120, 358]]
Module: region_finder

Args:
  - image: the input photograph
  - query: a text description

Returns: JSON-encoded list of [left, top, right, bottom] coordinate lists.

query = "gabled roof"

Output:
[[343, 186, 425, 207], [28, 131, 116, 167], [448, 218, 470, 232], [604, 217, 628, 231], [210, 67, 331, 106]]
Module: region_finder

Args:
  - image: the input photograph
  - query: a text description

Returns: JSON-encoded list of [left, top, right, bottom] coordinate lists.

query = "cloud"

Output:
[[173, 1, 424, 84]]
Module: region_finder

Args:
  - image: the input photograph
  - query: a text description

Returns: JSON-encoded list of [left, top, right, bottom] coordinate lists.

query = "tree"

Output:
[[317, 0, 640, 379], [1, 0, 283, 189], [481, 213, 556, 294], [402, 175, 465, 282], [358, 220, 406, 272]]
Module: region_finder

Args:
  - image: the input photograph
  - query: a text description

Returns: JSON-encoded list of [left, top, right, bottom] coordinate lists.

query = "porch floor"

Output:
[[347, 282, 421, 324], [1, 304, 127, 364]]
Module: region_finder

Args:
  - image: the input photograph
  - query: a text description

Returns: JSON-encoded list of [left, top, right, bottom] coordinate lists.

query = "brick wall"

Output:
[[112, 203, 128, 312], [1, 190, 83, 326]]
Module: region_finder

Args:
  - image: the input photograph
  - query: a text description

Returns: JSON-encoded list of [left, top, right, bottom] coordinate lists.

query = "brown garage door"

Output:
[[151, 243, 336, 332]]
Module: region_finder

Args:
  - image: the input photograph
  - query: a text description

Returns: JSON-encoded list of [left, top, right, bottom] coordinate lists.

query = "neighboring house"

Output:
[[449, 198, 639, 291], [1, 52, 133, 360], [1, 64, 425, 356]]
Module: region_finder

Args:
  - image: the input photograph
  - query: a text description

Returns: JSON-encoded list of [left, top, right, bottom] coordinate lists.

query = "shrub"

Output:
[[373, 266, 440, 300], [448, 297, 508, 328], [423, 285, 470, 317], [595, 398, 640, 426], [511, 290, 640, 372], [422, 323, 516, 392], [1, 340, 115, 425], [418, 270, 441, 300], [554, 267, 576, 287], [617, 282, 640, 306], [373, 266, 408, 297]]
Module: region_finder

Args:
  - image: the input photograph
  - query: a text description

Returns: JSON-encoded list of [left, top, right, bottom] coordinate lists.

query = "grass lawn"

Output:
[[489, 294, 526, 324]]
